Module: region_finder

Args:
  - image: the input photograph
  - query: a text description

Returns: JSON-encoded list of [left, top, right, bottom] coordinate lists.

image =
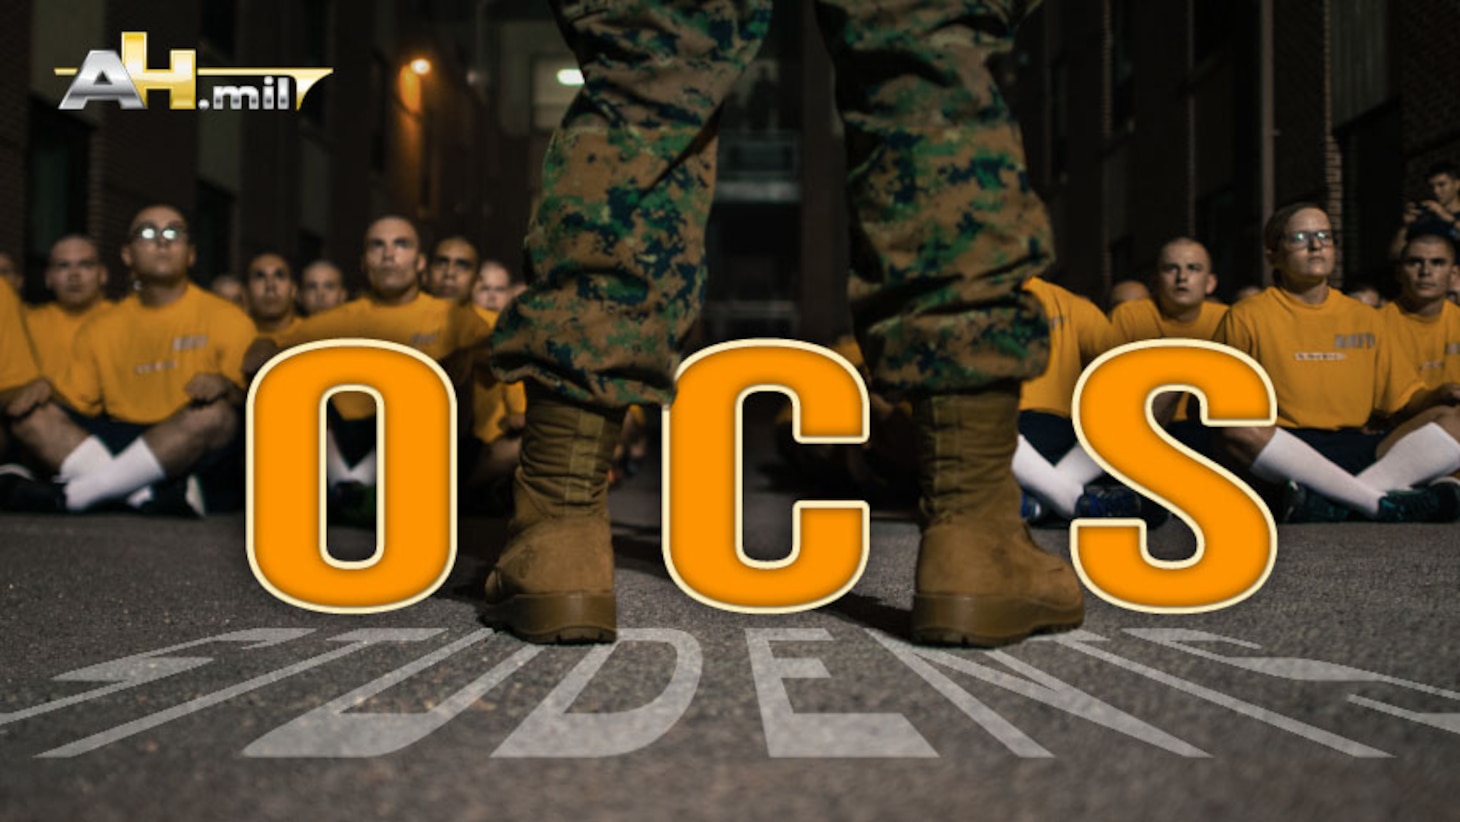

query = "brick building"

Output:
[[6, 0, 495, 302], [1010, 0, 1460, 304]]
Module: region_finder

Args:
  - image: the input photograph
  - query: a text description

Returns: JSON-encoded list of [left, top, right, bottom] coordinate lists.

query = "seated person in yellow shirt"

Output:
[[298, 259, 348, 316], [1, 205, 256, 515], [1215, 203, 1460, 522], [1110, 236, 1228, 454], [1016, 276, 1164, 524], [24, 235, 114, 382], [0, 278, 46, 463], [248, 216, 494, 526], [244, 252, 301, 342], [425, 236, 479, 302], [1381, 233, 1460, 389]]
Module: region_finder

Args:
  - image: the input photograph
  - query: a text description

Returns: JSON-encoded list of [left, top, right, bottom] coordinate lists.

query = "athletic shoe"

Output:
[[0, 464, 66, 513], [1020, 492, 1045, 523], [1075, 485, 1170, 528], [1277, 481, 1350, 523], [139, 475, 207, 519], [327, 481, 376, 529], [1376, 482, 1460, 523]]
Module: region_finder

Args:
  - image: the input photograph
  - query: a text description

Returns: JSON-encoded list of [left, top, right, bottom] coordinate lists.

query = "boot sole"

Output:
[[482, 592, 617, 644], [911, 593, 1084, 648]]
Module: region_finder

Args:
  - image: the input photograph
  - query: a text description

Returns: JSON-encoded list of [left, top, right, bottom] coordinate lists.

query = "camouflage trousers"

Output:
[[489, 0, 1053, 409]]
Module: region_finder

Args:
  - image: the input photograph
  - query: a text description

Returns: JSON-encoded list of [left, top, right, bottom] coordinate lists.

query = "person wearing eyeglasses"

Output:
[[0, 204, 256, 516], [23, 235, 114, 383], [244, 252, 300, 342], [1382, 233, 1460, 391], [1214, 202, 1460, 523]]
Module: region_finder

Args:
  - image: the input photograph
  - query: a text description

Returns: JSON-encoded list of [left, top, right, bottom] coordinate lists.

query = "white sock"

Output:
[[64, 438, 167, 512], [347, 450, 377, 485], [1013, 436, 1084, 519], [1251, 428, 1383, 517], [58, 437, 112, 482], [1054, 443, 1107, 487], [1356, 423, 1460, 492], [325, 433, 351, 487]]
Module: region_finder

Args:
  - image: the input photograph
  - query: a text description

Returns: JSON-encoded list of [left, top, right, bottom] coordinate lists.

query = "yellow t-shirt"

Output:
[[0, 280, 40, 393], [23, 301, 114, 381], [254, 313, 302, 345], [1213, 286, 1422, 430], [279, 292, 494, 420], [56, 284, 256, 424], [466, 304, 527, 444], [1020, 277, 1118, 417], [1110, 298, 1227, 345], [1380, 300, 1460, 389], [1110, 298, 1228, 420]]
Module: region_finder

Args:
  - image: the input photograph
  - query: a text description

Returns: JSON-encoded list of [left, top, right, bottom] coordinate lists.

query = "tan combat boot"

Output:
[[482, 387, 623, 643], [911, 388, 1084, 646]]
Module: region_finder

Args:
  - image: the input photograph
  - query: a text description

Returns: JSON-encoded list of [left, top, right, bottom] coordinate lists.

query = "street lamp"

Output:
[[411, 58, 432, 76]]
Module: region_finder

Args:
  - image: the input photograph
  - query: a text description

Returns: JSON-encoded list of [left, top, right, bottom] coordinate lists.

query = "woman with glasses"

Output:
[[1211, 202, 1460, 523]]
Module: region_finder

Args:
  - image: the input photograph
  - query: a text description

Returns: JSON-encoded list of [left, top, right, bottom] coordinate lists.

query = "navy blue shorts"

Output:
[[1019, 410, 1077, 463], [63, 405, 245, 511], [1287, 427, 1387, 475]]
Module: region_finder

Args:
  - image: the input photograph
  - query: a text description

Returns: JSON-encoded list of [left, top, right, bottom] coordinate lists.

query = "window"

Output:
[[195, 182, 235, 283], [25, 100, 92, 290]]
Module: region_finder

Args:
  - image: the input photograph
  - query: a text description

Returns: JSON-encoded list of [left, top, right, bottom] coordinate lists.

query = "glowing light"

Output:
[[556, 68, 584, 87], [410, 58, 431, 76]]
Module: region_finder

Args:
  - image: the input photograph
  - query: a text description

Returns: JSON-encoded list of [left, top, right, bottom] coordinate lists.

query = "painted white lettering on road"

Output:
[[493, 629, 702, 757], [1126, 628, 1460, 737], [747, 628, 936, 758], [1049, 630, 1390, 757], [871, 631, 1206, 757], [37, 629, 442, 758], [0, 629, 314, 728], [244, 629, 539, 757]]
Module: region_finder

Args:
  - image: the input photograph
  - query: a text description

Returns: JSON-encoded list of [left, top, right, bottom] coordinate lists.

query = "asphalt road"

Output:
[[1, 417, 1456, 821]]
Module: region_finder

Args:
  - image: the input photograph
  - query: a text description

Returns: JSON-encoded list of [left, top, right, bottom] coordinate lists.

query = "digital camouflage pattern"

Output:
[[490, 0, 1052, 408]]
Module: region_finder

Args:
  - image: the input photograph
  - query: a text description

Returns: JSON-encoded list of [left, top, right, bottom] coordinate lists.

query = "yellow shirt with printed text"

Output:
[[1020, 277, 1118, 417], [23, 301, 114, 381], [1109, 298, 1228, 420], [1380, 300, 1460, 389], [254, 313, 302, 345], [56, 284, 256, 424], [0, 280, 40, 393], [1213, 286, 1421, 429], [278, 293, 494, 420]]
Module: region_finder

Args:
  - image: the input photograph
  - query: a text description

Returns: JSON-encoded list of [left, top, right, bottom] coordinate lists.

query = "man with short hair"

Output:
[[1110, 237, 1228, 448], [0, 204, 256, 516], [25, 235, 113, 381], [1109, 278, 1149, 309], [471, 261, 517, 314], [1392, 161, 1460, 259], [425, 236, 479, 302], [211, 273, 246, 308], [1216, 203, 1460, 523], [249, 216, 494, 524], [1383, 233, 1460, 389], [299, 259, 347, 315], [244, 252, 300, 341]]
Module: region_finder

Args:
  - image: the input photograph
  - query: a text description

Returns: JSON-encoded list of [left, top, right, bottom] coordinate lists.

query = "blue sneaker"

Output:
[[1019, 492, 1045, 523], [1278, 481, 1350, 523], [1375, 482, 1460, 523], [1075, 485, 1170, 528]]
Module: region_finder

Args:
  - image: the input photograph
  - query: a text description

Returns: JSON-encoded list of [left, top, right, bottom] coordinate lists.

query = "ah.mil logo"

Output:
[[55, 32, 332, 112]]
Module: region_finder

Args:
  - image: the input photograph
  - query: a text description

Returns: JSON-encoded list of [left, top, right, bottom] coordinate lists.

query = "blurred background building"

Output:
[[1, 0, 1456, 337]]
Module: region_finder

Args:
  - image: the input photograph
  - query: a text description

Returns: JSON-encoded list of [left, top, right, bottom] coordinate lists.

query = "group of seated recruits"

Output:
[[0, 205, 541, 521], [777, 202, 1460, 525]]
